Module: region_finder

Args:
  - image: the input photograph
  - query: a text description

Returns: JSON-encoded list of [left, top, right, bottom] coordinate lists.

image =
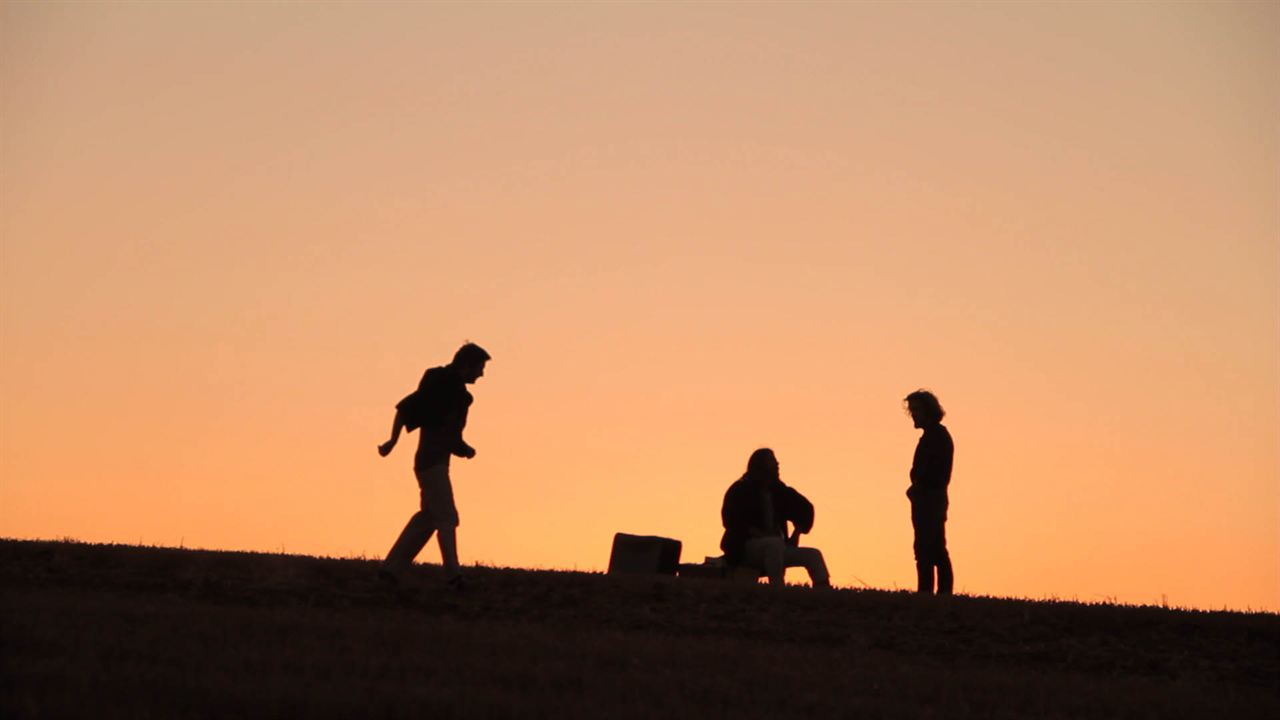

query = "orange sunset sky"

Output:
[[2, 1, 1276, 611]]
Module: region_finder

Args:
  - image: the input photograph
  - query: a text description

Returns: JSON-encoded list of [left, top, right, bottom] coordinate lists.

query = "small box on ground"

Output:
[[676, 555, 762, 582], [607, 533, 682, 575], [676, 562, 724, 579]]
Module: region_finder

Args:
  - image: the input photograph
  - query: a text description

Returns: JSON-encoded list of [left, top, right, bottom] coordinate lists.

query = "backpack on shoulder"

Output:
[[395, 390, 427, 432], [395, 367, 451, 432]]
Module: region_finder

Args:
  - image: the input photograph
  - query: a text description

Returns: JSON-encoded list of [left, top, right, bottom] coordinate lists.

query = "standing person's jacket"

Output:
[[720, 479, 815, 566], [907, 423, 953, 508], [404, 365, 473, 468]]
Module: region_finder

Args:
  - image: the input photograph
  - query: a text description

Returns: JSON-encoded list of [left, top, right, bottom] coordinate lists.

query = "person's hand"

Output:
[[458, 444, 477, 459], [378, 440, 396, 457]]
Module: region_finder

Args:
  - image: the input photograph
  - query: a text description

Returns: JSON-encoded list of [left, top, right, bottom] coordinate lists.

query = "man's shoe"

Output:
[[377, 569, 400, 587], [446, 575, 467, 592]]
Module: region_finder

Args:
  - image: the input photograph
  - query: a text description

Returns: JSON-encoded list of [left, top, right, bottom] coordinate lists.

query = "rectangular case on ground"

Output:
[[607, 533, 682, 575]]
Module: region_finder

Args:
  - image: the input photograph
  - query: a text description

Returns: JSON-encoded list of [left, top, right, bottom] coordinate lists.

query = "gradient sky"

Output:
[[2, 1, 1276, 611]]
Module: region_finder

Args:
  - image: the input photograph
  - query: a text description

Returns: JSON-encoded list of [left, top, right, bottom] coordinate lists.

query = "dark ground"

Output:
[[1, 539, 1276, 719]]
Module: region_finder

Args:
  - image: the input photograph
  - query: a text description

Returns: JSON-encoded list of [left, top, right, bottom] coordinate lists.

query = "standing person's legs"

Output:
[[783, 546, 830, 588], [743, 536, 786, 585], [416, 461, 462, 581], [934, 521, 953, 595], [911, 502, 938, 594]]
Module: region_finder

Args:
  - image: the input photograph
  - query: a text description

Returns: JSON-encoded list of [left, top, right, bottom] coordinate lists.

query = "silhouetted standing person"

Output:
[[905, 389, 953, 595], [720, 448, 830, 587], [378, 342, 491, 590]]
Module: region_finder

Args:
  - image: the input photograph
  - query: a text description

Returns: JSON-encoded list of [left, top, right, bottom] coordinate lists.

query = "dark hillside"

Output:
[[2, 539, 1276, 719]]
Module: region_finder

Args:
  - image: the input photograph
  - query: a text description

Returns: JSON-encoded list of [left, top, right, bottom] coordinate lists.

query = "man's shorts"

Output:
[[413, 462, 459, 529]]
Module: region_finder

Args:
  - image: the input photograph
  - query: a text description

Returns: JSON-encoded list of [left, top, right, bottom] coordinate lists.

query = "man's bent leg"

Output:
[[383, 511, 435, 575], [785, 546, 830, 588], [744, 537, 786, 586]]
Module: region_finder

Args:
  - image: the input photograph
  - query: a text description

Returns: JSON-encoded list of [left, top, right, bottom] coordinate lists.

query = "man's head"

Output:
[[451, 342, 491, 384], [745, 447, 780, 485], [904, 390, 945, 429]]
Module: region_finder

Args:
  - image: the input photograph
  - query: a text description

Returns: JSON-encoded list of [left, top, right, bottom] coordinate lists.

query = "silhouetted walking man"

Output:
[[905, 389, 954, 595], [378, 342, 490, 590], [721, 448, 830, 588]]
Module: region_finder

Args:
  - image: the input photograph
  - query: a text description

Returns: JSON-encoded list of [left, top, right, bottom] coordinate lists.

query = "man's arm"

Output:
[[452, 438, 476, 459], [378, 409, 405, 457], [447, 405, 476, 459], [779, 486, 814, 544]]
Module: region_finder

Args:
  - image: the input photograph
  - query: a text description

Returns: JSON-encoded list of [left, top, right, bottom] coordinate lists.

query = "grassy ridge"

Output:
[[2, 539, 1276, 719]]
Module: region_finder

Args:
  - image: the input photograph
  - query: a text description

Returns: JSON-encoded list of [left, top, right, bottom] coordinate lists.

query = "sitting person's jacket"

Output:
[[719, 478, 815, 567]]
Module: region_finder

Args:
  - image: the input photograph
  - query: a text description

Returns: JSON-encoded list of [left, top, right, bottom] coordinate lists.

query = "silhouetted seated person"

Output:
[[720, 448, 830, 588]]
